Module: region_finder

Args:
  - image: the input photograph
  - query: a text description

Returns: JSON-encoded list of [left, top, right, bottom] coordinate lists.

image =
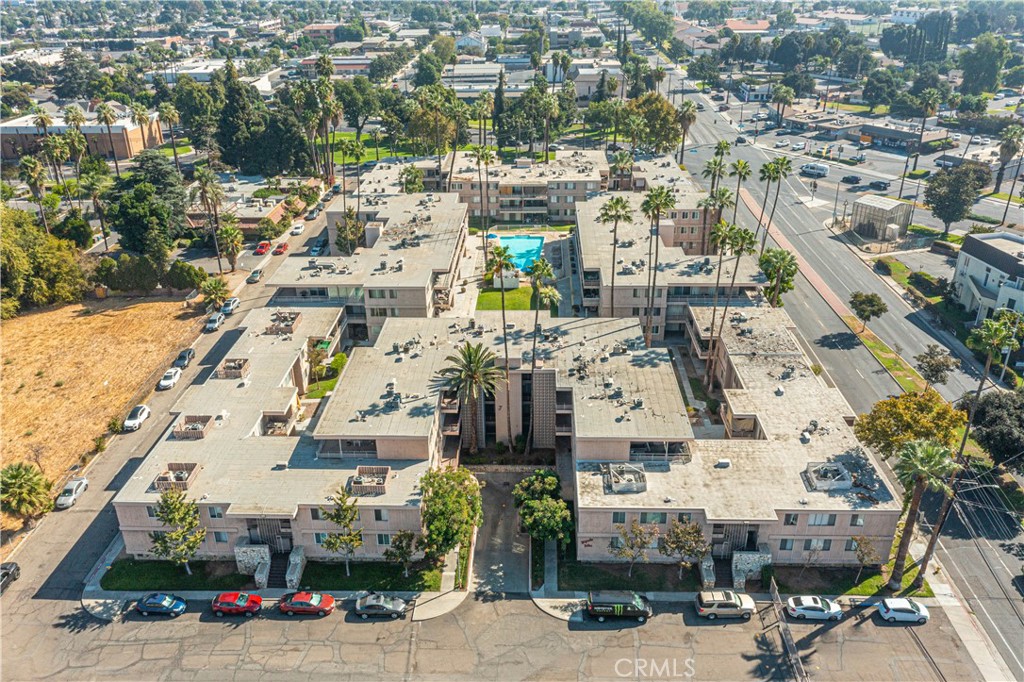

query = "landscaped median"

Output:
[[840, 314, 926, 393]]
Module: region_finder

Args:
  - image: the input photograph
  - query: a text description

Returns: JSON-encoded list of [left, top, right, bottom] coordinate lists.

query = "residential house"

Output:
[[455, 31, 488, 54], [953, 232, 1024, 324]]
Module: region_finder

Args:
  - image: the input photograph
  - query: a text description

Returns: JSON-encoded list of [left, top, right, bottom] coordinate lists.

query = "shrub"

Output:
[[93, 435, 107, 453], [810, 363, 823, 376], [108, 417, 123, 434], [968, 213, 1001, 225], [257, 217, 286, 240]]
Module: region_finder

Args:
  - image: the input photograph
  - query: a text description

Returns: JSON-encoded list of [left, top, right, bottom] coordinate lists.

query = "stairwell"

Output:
[[267, 554, 289, 589], [713, 558, 734, 589]]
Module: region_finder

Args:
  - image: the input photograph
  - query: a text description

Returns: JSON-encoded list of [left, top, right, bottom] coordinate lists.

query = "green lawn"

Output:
[[301, 561, 441, 591], [531, 537, 546, 591], [156, 137, 192, 156], [306, 375, 340, 399], [476, 287, 537, 311], [986, 192, 1024, 206], [101, 559, 252, 591], [558, 556, 699, 593], [833, 102, 889, 115]]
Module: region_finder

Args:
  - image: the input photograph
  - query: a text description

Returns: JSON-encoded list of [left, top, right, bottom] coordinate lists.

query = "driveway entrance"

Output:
[[472, 472, 530, 596]]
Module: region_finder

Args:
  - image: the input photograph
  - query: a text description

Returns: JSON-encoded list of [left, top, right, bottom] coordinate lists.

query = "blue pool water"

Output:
[[497, 235, 545, 270]]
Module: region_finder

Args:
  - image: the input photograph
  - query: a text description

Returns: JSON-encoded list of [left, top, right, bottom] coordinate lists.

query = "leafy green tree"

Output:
[[149, 488, 207, 575], [162, 260, 208, 291], [863, 69, 901, 113], [925, 167, 984, 236], [0, 462, 53, 528], [320, 485, 363, 576], [106, 182, 173, 261], [512, 470, 561, 507], [200, 276, 229, 308], [854, 390, 965, 459], [399, 164, 424, 194], [438, 342, 504, 454], [216, 61, 266, 169], [53, 47, 100, 99], [418, 468, 483, 561], [760, 247, 798, 307], [959, 33, 1011, 95], [609, 520, 659, 578], [849, 291, 888, 332], [0, 206, 86, 315], [624, 92, 679, 154], [520, 497, 573, 545], [335, 76, 379, 142], [659, 519, 711, 579], [383, 530, 418, 578], [914, 344, 959, 390], [52, 208, 93, 249]]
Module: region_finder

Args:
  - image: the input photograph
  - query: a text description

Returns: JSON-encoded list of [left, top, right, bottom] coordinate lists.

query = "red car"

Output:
[[272, 242, 289, 255], [211, 591, 262, 617], [278, 591, 335, 617], [254, 241, 271, 255]]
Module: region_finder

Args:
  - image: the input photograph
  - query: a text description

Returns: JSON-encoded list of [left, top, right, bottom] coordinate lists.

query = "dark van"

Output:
[[586, 591, 653, 623]]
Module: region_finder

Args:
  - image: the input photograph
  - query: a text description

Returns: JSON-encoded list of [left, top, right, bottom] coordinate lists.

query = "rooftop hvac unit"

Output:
[[714, 459, 731, 468]]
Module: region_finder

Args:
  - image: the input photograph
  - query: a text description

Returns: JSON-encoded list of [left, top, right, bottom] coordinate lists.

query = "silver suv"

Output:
[[695, 590, 756, 620]]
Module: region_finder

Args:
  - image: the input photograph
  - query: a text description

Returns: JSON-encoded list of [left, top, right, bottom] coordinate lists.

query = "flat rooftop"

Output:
[[445, 150, 609, 186], [631, 155, 708, 209], [315, 313, 692, 442], [113, 305, 429, 513]]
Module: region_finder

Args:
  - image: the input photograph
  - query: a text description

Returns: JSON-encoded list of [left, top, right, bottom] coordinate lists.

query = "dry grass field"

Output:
[[1, 299, 202, 529]]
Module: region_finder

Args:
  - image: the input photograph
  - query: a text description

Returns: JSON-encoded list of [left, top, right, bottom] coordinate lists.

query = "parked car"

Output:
[[123, 405, 151, 431], [172, 348, 195, 369], [306, 209, 320, 221], [791, 141, 806, 151], [775, 139, 789, 148], [717, 104, 730, 111], [291, 222, 305, 236], [246, 269, 263, 284], [841, 175, 862, 184], [951, 133, 962, 141], [608, 143, 624, 151], [980, 137, 992, 145], [309, 244, 324, 257], [695, 103, 705, 111], [205, 312, 225, 332], [711, 94, 725, 102], [877, 598, 929, 624], [694, 590, 756, 620], [254, 241, 271, 256], [735, 136, 748, 144], [221, 297, 240, 316], [585, 591, 652, 623], [137, 593, 187, 617], [752, 112, 769, 121], [55, 477, 88, 509], [849, 153, 867, 163], [0, 563, 20, 595], [869, 179, 891, 191], [548, 144, 563, 151], [800, 163, 830, 178], [279, 592, 335, 617], [354, 592, 409, 619], [157, 367, 182, 390], [273, 242, 289, 255], [786, 596, 842, 621], [332, 183, 342, 194], [212, 592, 262, 617]]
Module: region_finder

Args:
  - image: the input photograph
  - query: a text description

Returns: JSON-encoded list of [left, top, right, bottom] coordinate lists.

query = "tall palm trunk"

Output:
[[105, 124, 121, 177], [733, 176, 743, 223], [678, 129, 688, 164], [703, 245, 728, 386], [889, 478, 925, 588], [525, 295, 543, 457], [761, 181, 783, 259], [35, 196, 49, 233], [644, 218, 662, 345], [610, 218, 619, 315], [94, 197, 109, 250], [710, 256, 745, 386], [209, 197, 224, 275], [468, 390, 480, 454], [167, 126, 182, 175], [499, 287, 513, 448], [756, 179, 773, 255], [773, 269, 785, 306], [447, 122, 461, 192]]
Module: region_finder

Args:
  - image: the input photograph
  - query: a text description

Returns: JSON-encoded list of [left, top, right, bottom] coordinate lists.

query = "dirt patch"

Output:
[[1, 298, 202, 529]]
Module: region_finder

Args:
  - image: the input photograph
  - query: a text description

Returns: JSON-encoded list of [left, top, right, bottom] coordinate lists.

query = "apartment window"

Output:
[[472, 196, 480, 204], [632, 307, 641, 316], [314, 533, 329, 545], [779, 539, 794, 551], [850, 514, 864, 527], [640, 512, 667, 524], [609, 536, 625, 549], [388, 290, 398, 299], [389, 308, 400, 317], [652, 326, 660, 335], [146, 506, 157, 518], [370, 307, 388, 317], [566, 195, 574, 203], [803, 538, 832, 552], [213, 531, 229, 544], [374, 509, 389, 522], [566, 182, 576, 189], [550, 195, 559, 203], [784, 513, 798, 526], [311, 508, 322, 521], [677, 513, 691, 523], [808, 513, 836, 527], [368, 289, 386, 299], [845, 539, 858, 552], [690, 226, 697, 234], [712, 524, 725, 535], [633, 288, 641, 298], [612, 511, 626, 525], [670, 211, 677, 219], [208, 506, 224, 519], [377, 533, 391, 546]]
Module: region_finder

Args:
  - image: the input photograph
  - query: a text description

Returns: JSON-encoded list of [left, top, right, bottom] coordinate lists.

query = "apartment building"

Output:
[[574, 304, 900, 574], [267, 163, 469, 343], [298, 55, 372, 79], [438, 150, 609, 224], [302, 23, 342, 41], [0, 101, 163, 161], [953, 231, 1024, 323], [113, 305, 429, 565]]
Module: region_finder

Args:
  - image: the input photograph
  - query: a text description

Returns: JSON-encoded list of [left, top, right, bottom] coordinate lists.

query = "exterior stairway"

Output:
[[713, 558, 734, 588], [267, 553, 289, 589]]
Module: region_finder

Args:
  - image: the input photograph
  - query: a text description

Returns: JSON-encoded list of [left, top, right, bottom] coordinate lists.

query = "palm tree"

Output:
[[888, 441, 959, 589], [80, 172, 113, 250], [158, 102, 183, 175], [191, 167, 225, 274], [761, 156, 792, 258], [539, 93, 558, 163], [130, 102, 151, 149], [702, 156, 726, 193], [913, 88, 942, 171], [95, 103, 121, 177], [771, 85, 795, 120], [487, 245, 517, 447], [703, 220, 736, 385], [611, 149, 634, 190], [675, 100, 697, 164], [40, 134, 71, 201], [18, 156, 49, 232], [338, 138, 359, 213], [728, 160, 751, 223], [369, 128, 383, 162], [201, 276, 230, 309], [713, 139, 731, 160], [1003, 146, 1024, 225], [755, 160, 779, 255], [598, 196, 633, 316], [62, 103, 86, 133], [709, 227, 757, 384], [217, 216, 244, 272], [445, 99, 470, 190], [63, 128, 87, 209], [762, 247, 798, 306], [350, 140, 366, 214], [995, 125, 1023, 193], [915, 314, 1020, 586], [0, 462, 53, 529], [31, 106, 53, 139], [476, 92, 494, 147], [437, 342, 503, 454], [624, 115, 647, 152], [640, 186, 676, 345], [469, 145, 496, 262], [524, 257, 560, 456]]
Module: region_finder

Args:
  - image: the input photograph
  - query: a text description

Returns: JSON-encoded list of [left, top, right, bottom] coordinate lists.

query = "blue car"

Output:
[[136, 593, 187, 617]]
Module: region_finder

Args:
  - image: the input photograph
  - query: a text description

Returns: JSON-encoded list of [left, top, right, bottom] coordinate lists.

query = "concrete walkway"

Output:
[[81, 533, 469, 623]]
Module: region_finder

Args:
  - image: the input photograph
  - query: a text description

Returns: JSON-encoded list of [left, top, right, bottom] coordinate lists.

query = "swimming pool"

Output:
[[495, 235, 545, 271]]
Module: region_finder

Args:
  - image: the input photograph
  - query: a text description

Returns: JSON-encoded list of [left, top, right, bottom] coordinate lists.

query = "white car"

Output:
[[205, 312, 225, 332], [877, 598, 930, 624], [951, 133, 962, 141], [980, 137, 992, 145], [291, 222, 305, 236], [123, 405, 151, 431], [791, 141, 806, 151], [221, 297, 240, 316], [157, 367, 182, 390], [775, 139, 789, 148], [55, 477, 88, 509], [786, 595, 842, 621]]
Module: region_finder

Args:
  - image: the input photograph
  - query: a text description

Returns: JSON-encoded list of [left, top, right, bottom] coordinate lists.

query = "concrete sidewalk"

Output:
[[81, 534, 469, 623]]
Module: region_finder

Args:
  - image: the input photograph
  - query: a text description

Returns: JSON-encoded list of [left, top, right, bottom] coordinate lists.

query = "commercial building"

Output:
[[455, 31, 488, 54], [858, 118, 948, 153], [738, 82, 773, 103], [298, 55, 372, 79], [302, 23, 342, 41], [953, 231, 1024, 323], [186, 175, 320, 235], [0, 101, 163, 161]]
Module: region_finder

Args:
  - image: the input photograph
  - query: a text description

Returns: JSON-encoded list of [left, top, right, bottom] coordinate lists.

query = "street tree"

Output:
[[853, 390, 965, 459], [914, 344, 960, 390], [149, 488, 207, 575], [995, 125, 1023, 193], [925, 167, 985, 236], [200, 276, 229, 309], [676, 99, 697, 164], [383, 530, 418, 578], [609, 520, 660, 578], [967, 390, 1024, 471], [418, 467, 483, 561], [319, 485, 362, 576], [849, 291, 888, 332], [851, 535, 882, 582], [520, 497, 574, 545], [728, 160, 751, 224], [437, 342, 503, 454], [659, 519, 711, 580], [759, 247, 798, 306], [0, 462, 53, 529], [216, 218, 244, 272]]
